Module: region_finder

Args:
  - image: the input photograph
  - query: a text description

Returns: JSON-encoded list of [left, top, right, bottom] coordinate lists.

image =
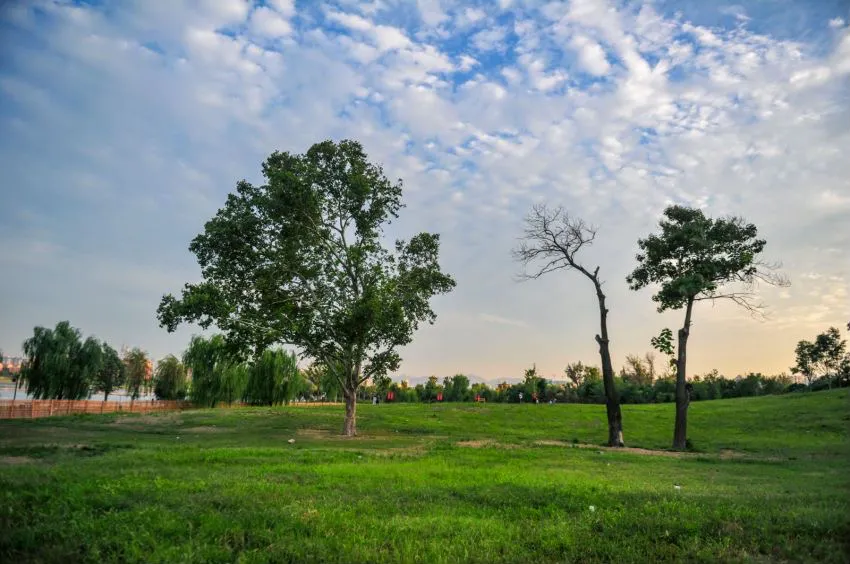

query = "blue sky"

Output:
[[1, 0, 848, 383]]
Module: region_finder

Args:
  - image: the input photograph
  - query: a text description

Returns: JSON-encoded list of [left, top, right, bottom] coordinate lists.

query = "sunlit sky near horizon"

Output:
[[1, 0, 848, 384]]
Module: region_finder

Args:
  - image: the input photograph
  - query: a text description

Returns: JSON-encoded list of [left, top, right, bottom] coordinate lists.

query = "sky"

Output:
[[0, 0, 848, 384]]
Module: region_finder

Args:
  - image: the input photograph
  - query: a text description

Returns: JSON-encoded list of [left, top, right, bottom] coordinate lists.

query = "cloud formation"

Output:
[[1, 0, 848, 382]]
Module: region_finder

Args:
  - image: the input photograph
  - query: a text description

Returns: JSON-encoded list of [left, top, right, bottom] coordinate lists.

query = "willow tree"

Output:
[[21, 321, 103, 400], [158, 140, 455, 435], [123, 348, 149, 401], [627, 205, 787, 450], [243, 349, 303, 406], [182, 334, 242, 408], [94, 343, 125, 402], [153, 355, 188, 400], [513, 204, 624, 447]]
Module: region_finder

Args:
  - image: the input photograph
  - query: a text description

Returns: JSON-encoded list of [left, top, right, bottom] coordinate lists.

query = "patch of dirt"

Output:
[[535, 440, 572, 447], [456, 440, 521, 449], [371, 444, 428, 458], [532, 441, 788, 461], [533, 440, 690, 457], [181, 426, 224, 434], [111, 412, 184, 426], [296, 428, 333, 439], [0, 456, 34, 465]]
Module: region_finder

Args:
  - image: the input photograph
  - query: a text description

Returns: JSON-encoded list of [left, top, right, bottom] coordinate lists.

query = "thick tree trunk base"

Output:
[[672, 398, 688, 450], [343, 392, 357, 437], [606, 402, 625, 447]]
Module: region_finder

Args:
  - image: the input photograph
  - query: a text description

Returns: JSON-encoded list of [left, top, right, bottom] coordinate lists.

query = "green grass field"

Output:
[[1, 391, 848, 563]]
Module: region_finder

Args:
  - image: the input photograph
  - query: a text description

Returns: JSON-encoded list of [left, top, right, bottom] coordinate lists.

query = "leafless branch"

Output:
[[695, 292, 766, 318], [752, 259, 790, 287], [512, 203, 602, 286]]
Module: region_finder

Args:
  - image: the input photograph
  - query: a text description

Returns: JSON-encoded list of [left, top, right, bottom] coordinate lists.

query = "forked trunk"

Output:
[[594, 282, 624, 447], [343, 389, 357, 437], [673, 298, 695, 450]]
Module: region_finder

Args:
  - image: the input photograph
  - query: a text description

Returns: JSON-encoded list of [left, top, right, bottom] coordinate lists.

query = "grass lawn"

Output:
[[1, 390, 848, 563]]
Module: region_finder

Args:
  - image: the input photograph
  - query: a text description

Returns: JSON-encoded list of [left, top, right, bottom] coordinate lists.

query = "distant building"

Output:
[[0, 356, 23, 374]]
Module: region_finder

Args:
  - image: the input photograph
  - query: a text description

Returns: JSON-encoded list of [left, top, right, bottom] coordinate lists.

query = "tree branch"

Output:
[[512, 203, 602, 287]]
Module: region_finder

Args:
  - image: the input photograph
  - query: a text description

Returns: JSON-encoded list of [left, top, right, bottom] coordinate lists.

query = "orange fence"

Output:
[[0, 399, 342, 419], [0, 399, 192, 419]]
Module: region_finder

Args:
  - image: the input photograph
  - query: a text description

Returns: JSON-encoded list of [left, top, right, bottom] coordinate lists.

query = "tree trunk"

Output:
[[594, 282, 624, 447], [343, 388, 357, 436], [673, 298, 695, 450]]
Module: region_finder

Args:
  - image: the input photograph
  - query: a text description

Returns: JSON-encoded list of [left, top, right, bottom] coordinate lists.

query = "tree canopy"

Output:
[[94, 343, 125, 402], [792, 327, 847, 387], [153, 354, 188, 400], [626, 205, 785, 312], [123, 348, 150, 401], [157, 140, 455, 434], [21, 321, 103, 400]]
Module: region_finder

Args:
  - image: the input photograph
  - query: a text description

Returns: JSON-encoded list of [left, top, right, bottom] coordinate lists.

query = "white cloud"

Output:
[[471, 26, 508, 52], [268, 0, 296, 18], [325, 10, 411, 53], [570, 35, 611, 76], [417, 0, 448, 27], [458, 54, 478, 71], [456, 8, 486, 27], [250, 6, 292, 38], [374, 25, 412, 51], [326, 10, 373, 32]]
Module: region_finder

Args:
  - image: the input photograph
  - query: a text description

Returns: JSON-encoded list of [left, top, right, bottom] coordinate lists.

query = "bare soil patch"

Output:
[[296, 428, 334, 439], [0, 456, 34, 465], [534, 440, 692, 457], [456, 440, 521, 449], [111, 412, 184, 427], [182, 426, 225, 434]]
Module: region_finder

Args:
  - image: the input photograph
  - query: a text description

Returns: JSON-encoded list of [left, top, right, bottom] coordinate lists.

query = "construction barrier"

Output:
[[0, 399, 191, 419], [0, 399, 342, 419]]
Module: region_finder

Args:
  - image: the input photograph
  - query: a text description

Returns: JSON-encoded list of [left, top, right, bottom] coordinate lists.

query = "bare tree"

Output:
[[513, 203, 624, 447], [644, 352, 657, 382]]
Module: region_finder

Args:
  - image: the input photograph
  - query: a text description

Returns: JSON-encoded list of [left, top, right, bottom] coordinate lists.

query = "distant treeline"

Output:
[[356, 361, 848, 404], [10, 322, 849, 407]]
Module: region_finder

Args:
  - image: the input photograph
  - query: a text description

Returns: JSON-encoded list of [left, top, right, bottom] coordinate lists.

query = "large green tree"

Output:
[[20, 321, 103, 400], [157, 140, 455, 435], [513, 204, 625, 446], [94, 343, 125, 402], [627, 205, 786, 450], [154, 355, 189, 400]]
